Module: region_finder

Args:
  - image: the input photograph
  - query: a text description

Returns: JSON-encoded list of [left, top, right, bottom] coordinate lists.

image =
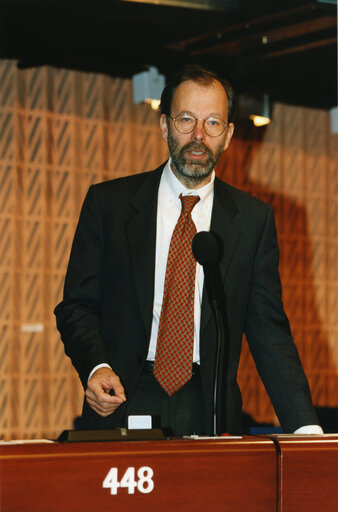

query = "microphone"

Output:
[[192, 231, 219, 307], [192, 231, 219, 265], [192, 231, 225, 436]]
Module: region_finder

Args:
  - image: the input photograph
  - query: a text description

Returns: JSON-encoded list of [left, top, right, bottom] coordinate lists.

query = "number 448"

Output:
[[103, 466, 154, 495]]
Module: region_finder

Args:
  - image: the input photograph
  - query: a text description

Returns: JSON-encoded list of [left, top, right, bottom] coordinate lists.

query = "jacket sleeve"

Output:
[[54, 185, 111, 388], [245, 205, 319, 432]]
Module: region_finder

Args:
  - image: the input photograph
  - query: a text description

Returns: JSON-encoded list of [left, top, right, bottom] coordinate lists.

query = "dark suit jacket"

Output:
[[54, 163, 319, 434]]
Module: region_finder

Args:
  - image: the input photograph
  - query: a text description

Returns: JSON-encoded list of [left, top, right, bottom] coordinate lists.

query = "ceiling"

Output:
[[0, 0, 337, 109]]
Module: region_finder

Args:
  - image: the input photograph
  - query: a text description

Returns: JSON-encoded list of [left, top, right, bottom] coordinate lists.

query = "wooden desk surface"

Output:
[[274, 435, 338, 512], [1, 436, 277, 512]]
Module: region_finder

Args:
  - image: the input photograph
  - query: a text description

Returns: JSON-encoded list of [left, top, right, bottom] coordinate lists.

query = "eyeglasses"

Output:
[[169, 113, 228, 137]]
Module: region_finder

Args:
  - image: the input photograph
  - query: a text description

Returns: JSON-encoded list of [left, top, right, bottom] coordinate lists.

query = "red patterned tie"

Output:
[[154, 193, 200, 396]]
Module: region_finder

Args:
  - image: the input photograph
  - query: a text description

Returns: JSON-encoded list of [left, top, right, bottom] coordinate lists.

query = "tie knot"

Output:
[[179, 194, 200, 215]]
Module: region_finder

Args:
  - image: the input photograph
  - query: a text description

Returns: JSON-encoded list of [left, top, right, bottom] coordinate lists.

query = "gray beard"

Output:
[[168, 133, 223, 188]]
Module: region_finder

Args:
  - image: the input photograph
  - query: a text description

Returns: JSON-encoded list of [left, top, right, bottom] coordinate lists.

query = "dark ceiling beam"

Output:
[[266, 35, 337, 57], [117, 0, 238, 11], [167, 2, 337, 54]]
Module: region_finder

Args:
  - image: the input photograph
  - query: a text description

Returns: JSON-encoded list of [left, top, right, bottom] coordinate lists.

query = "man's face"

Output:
[[160, 79, 234, 189]]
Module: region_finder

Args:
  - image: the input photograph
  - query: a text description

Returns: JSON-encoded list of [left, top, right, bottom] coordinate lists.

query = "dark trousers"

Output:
[[123, 362, 208, 437]]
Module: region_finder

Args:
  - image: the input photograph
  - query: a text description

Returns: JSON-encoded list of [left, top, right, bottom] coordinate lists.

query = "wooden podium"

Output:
[[275, 435, 338, 512], [1, 435, 337, 512]]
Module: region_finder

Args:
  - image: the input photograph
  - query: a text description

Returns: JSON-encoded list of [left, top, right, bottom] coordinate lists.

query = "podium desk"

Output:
[[1, 436, 277, 512], [274, 435, 338, 512]]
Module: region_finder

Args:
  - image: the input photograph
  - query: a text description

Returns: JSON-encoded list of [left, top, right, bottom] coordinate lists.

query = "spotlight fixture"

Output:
[[239, 93, 272, 127], [249, 94, 271, 127], [132, 66, 165, 110], [330, 106, 338, 134]]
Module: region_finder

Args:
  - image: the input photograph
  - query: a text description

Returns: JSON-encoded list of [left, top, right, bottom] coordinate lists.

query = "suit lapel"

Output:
[[126, 166, 164, 342], [200, 178, 240, 337]]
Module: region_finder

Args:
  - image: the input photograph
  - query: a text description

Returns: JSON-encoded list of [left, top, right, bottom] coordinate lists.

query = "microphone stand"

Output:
[[203, 262, 226, 437], [192, 232, 227, 436], [212, 300, 223, 436]]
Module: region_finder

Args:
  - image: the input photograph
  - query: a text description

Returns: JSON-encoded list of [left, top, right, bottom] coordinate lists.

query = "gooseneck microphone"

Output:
[[192, 231, 225, 436]]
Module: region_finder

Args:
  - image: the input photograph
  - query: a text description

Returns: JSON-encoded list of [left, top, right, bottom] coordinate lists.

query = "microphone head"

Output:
[[192, 231, 219, 265]]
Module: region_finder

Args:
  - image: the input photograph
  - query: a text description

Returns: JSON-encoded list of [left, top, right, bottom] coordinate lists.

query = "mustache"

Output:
[[182, 141, 211, 154]]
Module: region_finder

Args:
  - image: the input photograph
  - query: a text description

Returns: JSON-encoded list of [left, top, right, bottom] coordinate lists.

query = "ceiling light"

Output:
[[132, 67, 165, 110], [239, 93, 272, 127], [330, 106, 338, 134], [249, 114, 271, 127]]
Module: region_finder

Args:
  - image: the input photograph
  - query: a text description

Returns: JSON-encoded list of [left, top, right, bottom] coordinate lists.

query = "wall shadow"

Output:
[[215, 119, 337, 432]]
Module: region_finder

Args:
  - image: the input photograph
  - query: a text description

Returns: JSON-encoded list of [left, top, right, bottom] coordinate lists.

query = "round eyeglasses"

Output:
[[169, 113, 228, 137]]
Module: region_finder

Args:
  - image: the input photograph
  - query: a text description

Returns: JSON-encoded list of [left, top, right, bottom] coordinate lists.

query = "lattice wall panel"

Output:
[[0, 59, 336, 439]]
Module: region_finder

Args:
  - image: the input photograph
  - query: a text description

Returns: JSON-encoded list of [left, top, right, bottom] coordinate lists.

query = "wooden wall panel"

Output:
[[0, 59, 336, 439]]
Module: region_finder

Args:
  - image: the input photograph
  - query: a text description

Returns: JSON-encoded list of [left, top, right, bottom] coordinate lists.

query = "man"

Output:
[[55, 65, 321, 436]]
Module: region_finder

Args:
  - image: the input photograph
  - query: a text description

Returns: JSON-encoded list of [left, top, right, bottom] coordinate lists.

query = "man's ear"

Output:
[[159, 114, 169, 142], [223, 123, 235, 151]]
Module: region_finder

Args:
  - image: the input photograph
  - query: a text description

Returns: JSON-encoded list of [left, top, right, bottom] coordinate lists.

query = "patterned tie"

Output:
[[154, 193, 200, 396]]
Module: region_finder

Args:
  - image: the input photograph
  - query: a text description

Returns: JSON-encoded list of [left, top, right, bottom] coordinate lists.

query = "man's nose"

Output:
[[191, 120, 205, 140]]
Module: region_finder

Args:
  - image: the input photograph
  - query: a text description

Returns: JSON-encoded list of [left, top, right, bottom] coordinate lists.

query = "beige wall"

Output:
[[0, 60, 337, 439]]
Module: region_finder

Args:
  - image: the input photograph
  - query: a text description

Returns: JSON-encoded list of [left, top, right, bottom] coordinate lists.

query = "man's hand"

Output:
[[85, 367, 126, 417]]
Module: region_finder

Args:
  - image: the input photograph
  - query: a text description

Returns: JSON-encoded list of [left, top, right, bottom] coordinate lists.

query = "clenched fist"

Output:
[[85, 367, 126, 417]]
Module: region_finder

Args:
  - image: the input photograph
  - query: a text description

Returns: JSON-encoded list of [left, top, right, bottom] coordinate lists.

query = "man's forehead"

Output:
[[174, 78, 219, 93], [172, 79, 228, 114]]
